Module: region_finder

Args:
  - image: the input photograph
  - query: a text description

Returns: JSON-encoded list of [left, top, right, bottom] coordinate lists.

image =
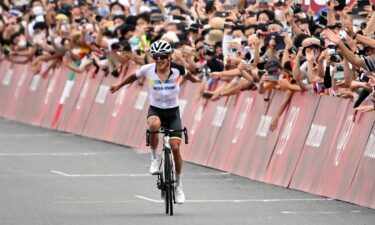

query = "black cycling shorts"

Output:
[[147, 105, 182, 139]]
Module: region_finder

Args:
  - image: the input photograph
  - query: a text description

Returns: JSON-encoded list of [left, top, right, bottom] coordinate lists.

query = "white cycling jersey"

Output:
[[136, 62, 187, 109]]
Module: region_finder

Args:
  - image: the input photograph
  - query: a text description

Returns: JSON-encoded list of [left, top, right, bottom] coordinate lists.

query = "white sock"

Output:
[[150, 148, 157, 160], [176, 174, 182, 188]]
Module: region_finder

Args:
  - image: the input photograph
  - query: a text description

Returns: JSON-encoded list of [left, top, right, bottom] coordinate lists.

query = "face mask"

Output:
[[54, 36, 63, 47], [21, 21, 27, 28], [111, 10, 123, 16], [18, 39, 27, 49], [249, 49, 255, 57], [61, 25, 70, 33], [119, 0, 130, 6], [84, 23, 94, 33], [188, 36, 195, 43], [72, 48, 80, 55], [274, 9, 282, 20], [108, 24, 119, 32], [129, 36, 139, 45], [36, 32, 46, 40], [32, 6, 44, 16], [299, 13, 307, 19]]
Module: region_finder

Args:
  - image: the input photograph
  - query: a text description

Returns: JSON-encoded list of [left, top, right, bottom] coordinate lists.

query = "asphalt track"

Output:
[[0, 118, 374, 225]]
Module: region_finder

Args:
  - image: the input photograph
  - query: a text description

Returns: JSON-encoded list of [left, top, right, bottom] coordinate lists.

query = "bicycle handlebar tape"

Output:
[[183, 127, 189, 144]]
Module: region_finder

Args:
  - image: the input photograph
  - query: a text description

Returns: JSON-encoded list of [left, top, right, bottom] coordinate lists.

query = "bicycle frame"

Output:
[[146, 127, 188, 216]]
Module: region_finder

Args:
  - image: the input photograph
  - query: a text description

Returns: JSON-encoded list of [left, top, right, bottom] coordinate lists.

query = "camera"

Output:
[[327, 45, 341, 63], [330, 54, 341, 63], [231, 48, 238, 57]]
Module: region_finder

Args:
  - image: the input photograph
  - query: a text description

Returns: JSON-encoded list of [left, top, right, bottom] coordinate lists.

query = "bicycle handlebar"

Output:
[[146, 127, 189, 146]]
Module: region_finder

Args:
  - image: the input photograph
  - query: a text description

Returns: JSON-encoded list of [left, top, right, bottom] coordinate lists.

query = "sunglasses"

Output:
[[196, 46, 204, 51], [152, 54, 169, 61]]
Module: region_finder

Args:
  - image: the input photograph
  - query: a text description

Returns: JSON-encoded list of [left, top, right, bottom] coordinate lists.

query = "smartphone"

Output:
[[274, 0, 286, 6], [172, 15, 185, 21], [274, 36, 286, 51], [334, 0, 346, 11], [357, 0, 370, 10], [334, 64, 344, 79], [215, 11, 228, 17], [266, 74, 280, 82], [359, 73, 370, 83], [224, 24, 233, 29]]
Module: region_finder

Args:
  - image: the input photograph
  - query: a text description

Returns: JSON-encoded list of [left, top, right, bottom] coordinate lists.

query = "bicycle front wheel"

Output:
[[164, 150, 173, 216]]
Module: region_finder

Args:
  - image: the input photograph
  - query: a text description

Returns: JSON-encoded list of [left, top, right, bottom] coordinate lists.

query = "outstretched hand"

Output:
[[322, 29, 341, 44], [110, 84, 121, 93]]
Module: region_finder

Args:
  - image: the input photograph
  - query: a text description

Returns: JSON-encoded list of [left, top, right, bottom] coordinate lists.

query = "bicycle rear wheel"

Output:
[[164, 150, 173, 216]]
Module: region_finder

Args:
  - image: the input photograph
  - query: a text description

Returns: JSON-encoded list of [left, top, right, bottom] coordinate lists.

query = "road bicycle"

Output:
[[146, 127, 188, 216]]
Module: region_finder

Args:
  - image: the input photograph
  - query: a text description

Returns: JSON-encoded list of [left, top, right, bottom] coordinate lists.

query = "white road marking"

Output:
[[0, 152, 125, 156], [56, 200, 140, 204], [135, 195, 332, 203], [51, 170, 150, 177], [50, 170, 229, 177], [135, 195, 163, 203], [280, 210, 361, 214]]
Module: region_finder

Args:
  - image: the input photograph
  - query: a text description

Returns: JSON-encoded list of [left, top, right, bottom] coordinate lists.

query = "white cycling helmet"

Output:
[[150, 40, 173, 55]]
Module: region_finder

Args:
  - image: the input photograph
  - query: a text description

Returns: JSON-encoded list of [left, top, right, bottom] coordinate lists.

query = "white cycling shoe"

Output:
[[149, 159, 159, 175], [175, 186, 185, 204]]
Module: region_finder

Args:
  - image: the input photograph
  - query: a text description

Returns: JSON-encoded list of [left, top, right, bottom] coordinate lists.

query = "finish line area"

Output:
[[0, 119, 373, 225]]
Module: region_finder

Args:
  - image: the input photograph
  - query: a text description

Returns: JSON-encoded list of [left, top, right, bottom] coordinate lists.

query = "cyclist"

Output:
[[110, 40, 201, 204]]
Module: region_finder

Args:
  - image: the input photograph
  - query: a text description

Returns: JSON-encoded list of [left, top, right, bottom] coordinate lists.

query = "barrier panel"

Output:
[[121, 84, 150, 149], [314, 102, 375, 200], [263, 92, 320, 187], [0, 63, 31, 120], [289, 95, 351, 193], [183, 96, 229, 166], [54, 70, 89, 131], [103, 81, 145, 145], [64, 72, 104, 134], [177, 82, 205, 156], [39, 67, 72, 128], [20, 66, 54, 125], [94, 63, 138, 142], [2, 61, 375, 209], [206, 92, 253, 171], [82, 73, 116, 139], [0, 61, 15, 116], [226, 91, 288, 180], [346, 121, 375, 209]]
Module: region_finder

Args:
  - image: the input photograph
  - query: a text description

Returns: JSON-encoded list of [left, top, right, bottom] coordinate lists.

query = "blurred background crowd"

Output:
[[1, 0, 375, 131]]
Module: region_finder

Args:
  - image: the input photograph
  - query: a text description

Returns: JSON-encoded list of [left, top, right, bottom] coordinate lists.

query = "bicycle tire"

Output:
[[164, 149, 173, 216]]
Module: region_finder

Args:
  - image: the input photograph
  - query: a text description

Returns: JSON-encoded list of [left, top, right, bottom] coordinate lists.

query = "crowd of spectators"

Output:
[[1, 0, 375, 131]]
